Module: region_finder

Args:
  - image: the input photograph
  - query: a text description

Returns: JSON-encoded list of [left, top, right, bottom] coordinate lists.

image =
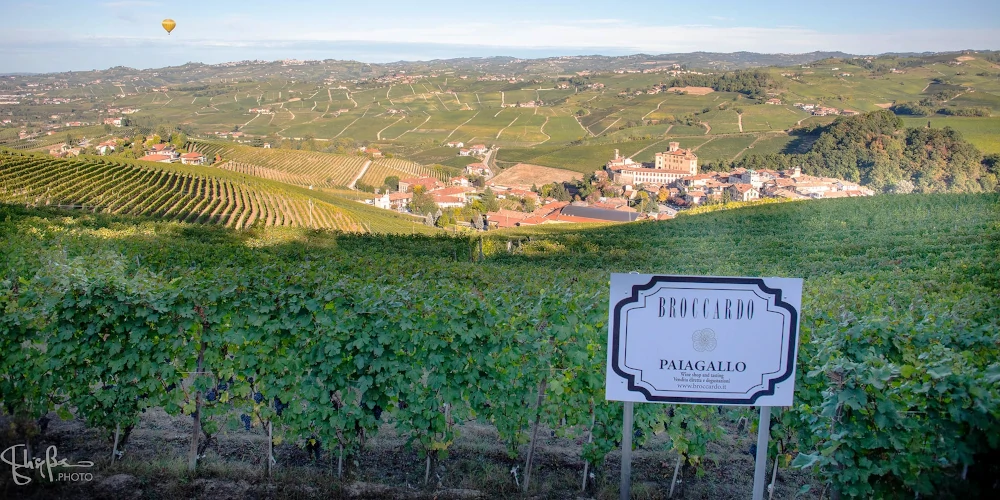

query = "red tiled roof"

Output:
[[139, 154, 173, 162]]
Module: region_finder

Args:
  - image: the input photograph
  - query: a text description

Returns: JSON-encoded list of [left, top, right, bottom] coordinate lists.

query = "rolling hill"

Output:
[[0, 149, 437, 234]]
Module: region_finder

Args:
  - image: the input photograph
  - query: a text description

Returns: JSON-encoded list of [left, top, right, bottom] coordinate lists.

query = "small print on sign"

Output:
[[605, 274, 803, 406]]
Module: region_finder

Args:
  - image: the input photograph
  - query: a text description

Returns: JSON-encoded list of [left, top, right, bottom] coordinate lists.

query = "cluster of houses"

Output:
[[46, 138, 122, 158], [445, 141, 490, 157], [793, 103, 858, 116], [138, 143, 208, 165], [476, 75, 525, 83], [501, 100, 543, 108], [602, 146, 873, 206], [664, 167, 873, 205]]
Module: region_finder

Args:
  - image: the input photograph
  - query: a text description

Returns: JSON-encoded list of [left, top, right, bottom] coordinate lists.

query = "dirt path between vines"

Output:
[[0, 410, 819, 499]]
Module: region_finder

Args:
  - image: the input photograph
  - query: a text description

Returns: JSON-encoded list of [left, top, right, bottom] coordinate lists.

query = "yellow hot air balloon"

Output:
[[162, 19, 176, 35]]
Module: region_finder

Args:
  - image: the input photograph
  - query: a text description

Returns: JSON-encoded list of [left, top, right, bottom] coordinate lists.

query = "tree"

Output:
[[521, 197, 536, 213], [172, 132, 188, 150], [480, 187, 500, 212], [383, 175, 400, 192], [550, 183, 570, 202], [411, 185, 438, 216], [889, 179, 915, 194], [633, 191, 657, 213]]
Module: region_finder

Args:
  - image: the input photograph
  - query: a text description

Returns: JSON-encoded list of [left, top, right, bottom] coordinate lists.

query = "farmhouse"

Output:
[[465, 162, 493, 177], [469, 144, 489, 155], [728, 183, 760, 202], [138, 153, 176, 163], [398, 177, 442, 193], [446, 141, 465, 148], [96, 140, 117, 155], [180, 152, 206, 165]]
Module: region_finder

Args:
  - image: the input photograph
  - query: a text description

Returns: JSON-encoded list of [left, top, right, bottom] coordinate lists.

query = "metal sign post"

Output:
[[620, 401, 633, 500], [752, 406, 772, 500], [605, 274, 802, 500]]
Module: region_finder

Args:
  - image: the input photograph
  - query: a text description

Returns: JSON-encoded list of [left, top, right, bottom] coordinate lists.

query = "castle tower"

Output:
[[669, 142, 679, 152]]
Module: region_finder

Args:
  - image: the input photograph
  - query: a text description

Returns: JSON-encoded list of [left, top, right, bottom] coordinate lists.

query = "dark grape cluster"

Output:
[[372, 405, 383, 420], [206, 389, 217, 402], [240, 413, 251, 430], [253, 392, 264, 404], [273, 397, 288, 417]]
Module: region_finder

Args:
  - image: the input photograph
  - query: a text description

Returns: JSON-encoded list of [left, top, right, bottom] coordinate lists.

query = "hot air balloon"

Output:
[[162, 19, 176, 35]]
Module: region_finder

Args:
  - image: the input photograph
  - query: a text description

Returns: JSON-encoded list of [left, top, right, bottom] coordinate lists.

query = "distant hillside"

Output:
[[0, 150, 437, 233], [0, 51, 859, 83], [191, 141, 445, 189]]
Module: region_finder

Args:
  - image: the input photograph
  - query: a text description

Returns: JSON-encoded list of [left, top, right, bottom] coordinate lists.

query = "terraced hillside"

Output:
[[0, 150, 364, 231], [192, 141, 368, 188]]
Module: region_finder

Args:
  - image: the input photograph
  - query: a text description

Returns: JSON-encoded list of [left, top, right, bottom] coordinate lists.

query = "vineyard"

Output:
[[0, 150, 365, 231], [1, 193, 999, 498], [192, 141, 369, 188], [359, 157, 447, 188]]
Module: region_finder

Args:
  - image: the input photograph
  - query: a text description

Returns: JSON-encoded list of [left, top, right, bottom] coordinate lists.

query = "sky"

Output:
[[2, 0, 999, 73]]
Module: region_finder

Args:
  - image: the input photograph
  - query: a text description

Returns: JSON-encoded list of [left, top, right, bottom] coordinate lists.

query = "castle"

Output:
[[606, 142, 698, 186]]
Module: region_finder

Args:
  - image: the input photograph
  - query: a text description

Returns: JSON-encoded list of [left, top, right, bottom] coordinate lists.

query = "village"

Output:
[[365, 141, 874, 229]]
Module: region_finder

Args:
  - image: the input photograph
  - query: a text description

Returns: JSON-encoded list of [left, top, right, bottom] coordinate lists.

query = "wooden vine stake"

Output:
[[768, 442, 781, 500], [267, 421, 274, 478], [111, 423, 121, 465], [522, 376, 548, 493], [668, 454, 683, 498], [580, 410, 595, 492], [187, 339, 206, 472]]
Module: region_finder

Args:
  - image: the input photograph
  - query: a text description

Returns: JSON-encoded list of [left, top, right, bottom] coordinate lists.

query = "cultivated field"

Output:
[[489, 163, 583, 187]]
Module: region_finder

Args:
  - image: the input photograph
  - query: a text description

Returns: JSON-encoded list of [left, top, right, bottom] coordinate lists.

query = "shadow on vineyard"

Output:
[[1, 192, 999, 499]]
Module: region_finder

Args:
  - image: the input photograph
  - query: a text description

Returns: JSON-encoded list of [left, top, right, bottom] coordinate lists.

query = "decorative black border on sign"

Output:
[[611, 275, 798, 404]]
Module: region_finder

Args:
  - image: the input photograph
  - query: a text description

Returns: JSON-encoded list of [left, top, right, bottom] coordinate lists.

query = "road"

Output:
[[348, 160, 373, 190]]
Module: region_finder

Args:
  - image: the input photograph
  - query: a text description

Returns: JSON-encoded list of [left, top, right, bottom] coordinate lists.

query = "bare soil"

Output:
[[490, 163, 581, 188], [666, 87, 715, 96], [0, 408, 820, 499]]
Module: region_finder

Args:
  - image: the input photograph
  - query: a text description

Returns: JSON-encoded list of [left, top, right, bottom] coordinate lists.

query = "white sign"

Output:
[[606, 274, 803, 406]]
